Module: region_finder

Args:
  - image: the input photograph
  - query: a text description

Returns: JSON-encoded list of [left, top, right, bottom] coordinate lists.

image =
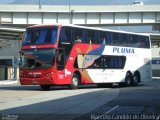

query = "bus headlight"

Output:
[[46, 72, 54, 76]]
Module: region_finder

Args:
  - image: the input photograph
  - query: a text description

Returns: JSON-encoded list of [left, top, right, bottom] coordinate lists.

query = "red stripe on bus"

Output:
[[22, 44, 58, 49]]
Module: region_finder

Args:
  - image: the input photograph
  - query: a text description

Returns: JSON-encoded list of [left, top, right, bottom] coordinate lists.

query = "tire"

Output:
[[40, 85, 51, 90], [125, 72, 133, 87], [69, 74, 80, 89], [132, 74, 139, 86]]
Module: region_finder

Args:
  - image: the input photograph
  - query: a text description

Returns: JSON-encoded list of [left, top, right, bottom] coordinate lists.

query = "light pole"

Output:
[[69, 0, 71, 24], [69, 0, 74, 24], [70, 10, 75, 24], [39, 0, 41, 9]]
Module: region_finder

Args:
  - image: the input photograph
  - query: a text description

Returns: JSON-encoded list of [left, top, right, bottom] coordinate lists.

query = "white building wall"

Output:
[[101, 13, 114, 24], [151, 48, 160, 57], [129, 13, 142, 23], [28, 13, 42, 24], [86, 13, 99, 24], [115, 13, 128, 24], [151, 47, 160, 77], [58, 13, 70, 24], [143, 13, 156, 23], [13, 13, 27, 24], [1, 12, 12, 23], [72, 13, 86, 24], [43, 13, 57, 24]]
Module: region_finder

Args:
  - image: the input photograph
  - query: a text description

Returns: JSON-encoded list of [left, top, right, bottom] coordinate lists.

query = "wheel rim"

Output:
[[126, 78, 130, 85], [134, 75, 138, 83], [125, 74, 131, 85], [126, 76, 130, 85], [72, 77, 78, 87]]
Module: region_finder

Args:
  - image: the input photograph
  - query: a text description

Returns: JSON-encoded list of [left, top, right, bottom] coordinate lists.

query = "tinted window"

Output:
[[121, 34, 127, 46], [99, 31, 109, 44], [88, 56, 102, 68], [142, 36, 150, 48], [102, 56, 126, 69], [59, 27, 72, 44], [73, 28, 88, 43], [107, 32, 150, 49], [23, 27, 58, 45], [20, 49, 55, 69], [110, 32, 119, 46], [59, 27, 150, 49], [74, 55, 126, 69], [87, 30, 98, 44]]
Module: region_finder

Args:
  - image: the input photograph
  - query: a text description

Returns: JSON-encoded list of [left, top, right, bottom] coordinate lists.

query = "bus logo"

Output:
[[113, 47, 135, 54]]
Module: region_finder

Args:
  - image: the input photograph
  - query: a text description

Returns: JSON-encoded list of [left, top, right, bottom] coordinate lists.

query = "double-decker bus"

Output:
[[19, 24, 152, 90]]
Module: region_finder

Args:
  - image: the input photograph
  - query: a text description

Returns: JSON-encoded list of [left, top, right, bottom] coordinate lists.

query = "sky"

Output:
[[0, 0, 160, 5], [0, 0, 159, 33]]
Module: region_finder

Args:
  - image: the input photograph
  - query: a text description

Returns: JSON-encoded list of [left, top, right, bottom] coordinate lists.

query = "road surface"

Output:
[[0, 79, 160, 120]]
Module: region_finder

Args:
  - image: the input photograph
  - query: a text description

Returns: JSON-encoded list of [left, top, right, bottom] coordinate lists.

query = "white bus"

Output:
[[71, 25, 152, 87]]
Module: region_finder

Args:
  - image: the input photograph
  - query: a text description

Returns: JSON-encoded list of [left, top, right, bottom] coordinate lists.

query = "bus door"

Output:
[[56, 48, 65, 70]]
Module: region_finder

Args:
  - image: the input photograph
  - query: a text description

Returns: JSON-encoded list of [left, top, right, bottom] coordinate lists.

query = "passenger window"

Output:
[[110, 32, 119, 46], [91, 57, 102, 68], [117, 34, 122, 45], [132, 35, 138, 47], [73, 28, 88, 43], [121, 34, 127, 46], [142, 36, 150, 48], [99, 31, 107, 44], [59, 27, 72, 44], [126, 35, 132, 46], [102, 56, 126, 69], [87, 30, 98, 44], [106, 32, 111, 45]]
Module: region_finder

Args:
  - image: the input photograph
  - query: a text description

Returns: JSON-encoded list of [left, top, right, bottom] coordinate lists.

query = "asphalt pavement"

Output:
[[0, 79, 160, 120]]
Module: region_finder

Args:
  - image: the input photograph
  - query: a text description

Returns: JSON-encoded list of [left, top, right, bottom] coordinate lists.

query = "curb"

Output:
[[0, 80, 19, 85], [152, 77, 160, 80]]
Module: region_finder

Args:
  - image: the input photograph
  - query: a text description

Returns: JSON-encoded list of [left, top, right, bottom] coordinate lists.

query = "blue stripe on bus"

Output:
[[152, 60, 160, 64]]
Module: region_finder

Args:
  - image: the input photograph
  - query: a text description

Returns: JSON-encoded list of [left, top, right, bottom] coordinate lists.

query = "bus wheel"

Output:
[[40, 85, 51, 90], [132, 74, 139, 86], [125, 72, 132, 87], [70, 74, 80, 89]]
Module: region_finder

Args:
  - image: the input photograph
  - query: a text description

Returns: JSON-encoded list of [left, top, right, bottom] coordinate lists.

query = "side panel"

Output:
[[86, 69, 105, 83], [77, 45, 152, 83], [87, 69, 125, 83]]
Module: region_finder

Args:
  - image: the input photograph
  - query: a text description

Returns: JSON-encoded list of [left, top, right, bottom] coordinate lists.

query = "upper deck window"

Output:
[[22, 27, 58, 45]]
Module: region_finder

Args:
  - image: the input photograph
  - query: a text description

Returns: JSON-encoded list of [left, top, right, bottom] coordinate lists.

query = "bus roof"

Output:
[[28, 23, 149, 37]]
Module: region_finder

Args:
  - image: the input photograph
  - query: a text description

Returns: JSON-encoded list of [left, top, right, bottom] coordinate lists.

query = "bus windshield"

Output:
[[20, 48, 55, 69], [22, 27, 58, 45]]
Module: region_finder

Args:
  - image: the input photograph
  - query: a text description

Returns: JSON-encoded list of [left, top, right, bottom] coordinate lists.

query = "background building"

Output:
[[0, 4, 160, 80]]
